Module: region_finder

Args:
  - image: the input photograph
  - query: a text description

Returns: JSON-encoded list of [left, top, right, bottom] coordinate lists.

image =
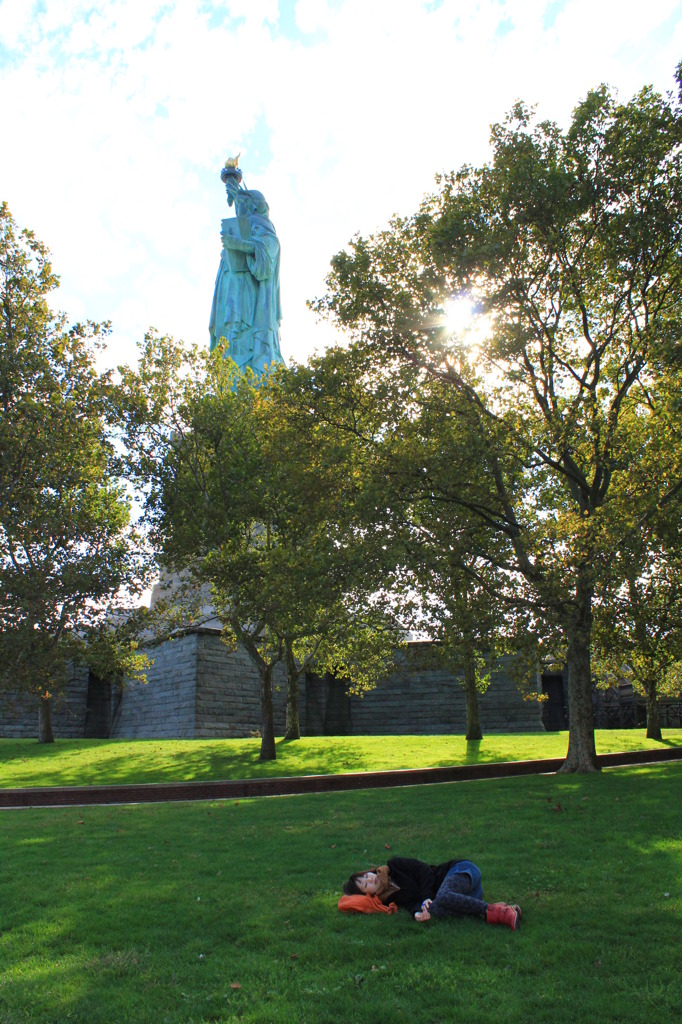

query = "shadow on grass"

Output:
[[0, 738, 388, 787], [464, 740, 482, 764], [2, 732, 681, 790]]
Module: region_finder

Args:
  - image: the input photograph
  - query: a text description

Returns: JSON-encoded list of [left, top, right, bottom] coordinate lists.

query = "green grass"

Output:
[[1, 729, 680, 790], [0, 763, 680, 1023]]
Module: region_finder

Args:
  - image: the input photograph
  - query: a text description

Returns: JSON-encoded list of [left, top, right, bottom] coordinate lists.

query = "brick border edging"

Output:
[[1, 746, 680, 808]]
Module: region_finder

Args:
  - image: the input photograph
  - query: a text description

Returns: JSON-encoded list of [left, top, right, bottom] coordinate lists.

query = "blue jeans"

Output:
[[444, 860, 484, 901]]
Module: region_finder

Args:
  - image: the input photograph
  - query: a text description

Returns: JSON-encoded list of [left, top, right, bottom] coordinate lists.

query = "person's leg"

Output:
[[449, 860, 484, 901], [419, 861, 520, 929], [429, 869, 487, 919]]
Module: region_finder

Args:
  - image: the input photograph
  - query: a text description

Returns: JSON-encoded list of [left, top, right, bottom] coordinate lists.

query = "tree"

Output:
[[593, 526, 682, 740], [121, 334, 403, 759], [299, 344, 545, 742], [385, 393, 527, 742], [0, 203, 151, 741], [241, 361, 403, 742], [313, 74, 682, 771]]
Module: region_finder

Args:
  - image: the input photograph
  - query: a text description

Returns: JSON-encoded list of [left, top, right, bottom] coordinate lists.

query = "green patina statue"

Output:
[[208, 156, 284, 374]]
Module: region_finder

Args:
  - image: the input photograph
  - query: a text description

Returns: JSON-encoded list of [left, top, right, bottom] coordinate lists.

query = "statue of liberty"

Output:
[[208, 156, 284, 374]]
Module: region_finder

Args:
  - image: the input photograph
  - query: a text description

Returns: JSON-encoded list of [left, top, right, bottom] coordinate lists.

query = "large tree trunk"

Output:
[[560, 574, 600, 773], [645, 677, 662, 741], [463, 649, 483, 741], [284, 640, 301, 741], [233, 619, 279, 761], [259, 663, 277, 761], [38, 694, 55, 744]]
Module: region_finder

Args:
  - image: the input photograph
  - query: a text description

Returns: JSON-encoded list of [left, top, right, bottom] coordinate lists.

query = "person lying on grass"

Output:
[[341, 856, 521, 930]]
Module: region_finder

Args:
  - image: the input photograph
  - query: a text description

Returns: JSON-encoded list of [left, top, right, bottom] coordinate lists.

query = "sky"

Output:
[[1, 0, 681, 372]]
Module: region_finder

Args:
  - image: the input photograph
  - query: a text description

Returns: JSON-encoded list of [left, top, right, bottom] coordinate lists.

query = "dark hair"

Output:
[[343, 871, 366, 896]]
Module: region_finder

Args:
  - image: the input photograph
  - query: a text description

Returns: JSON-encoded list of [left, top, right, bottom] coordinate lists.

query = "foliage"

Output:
[[312, 73, 682, 771], [0, 203, 151, 741], [382, 374, 545, 737], [306, 348, 542, 738], [120, 334, 404, 759], [593, 526, 682, 738]]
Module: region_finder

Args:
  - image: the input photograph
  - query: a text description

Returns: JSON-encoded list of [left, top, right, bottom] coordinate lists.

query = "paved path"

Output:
[[1, 747, 680, 808]]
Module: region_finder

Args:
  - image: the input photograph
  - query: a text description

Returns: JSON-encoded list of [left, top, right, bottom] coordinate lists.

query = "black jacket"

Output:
[[385, 857, 462, 915]]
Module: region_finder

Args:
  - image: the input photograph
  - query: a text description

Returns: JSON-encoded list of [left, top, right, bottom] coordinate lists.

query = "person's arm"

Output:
[[388, 858, 434, 915]]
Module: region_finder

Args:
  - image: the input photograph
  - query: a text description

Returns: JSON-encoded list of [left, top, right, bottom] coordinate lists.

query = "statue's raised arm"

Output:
[[209, 156, 284, 375]]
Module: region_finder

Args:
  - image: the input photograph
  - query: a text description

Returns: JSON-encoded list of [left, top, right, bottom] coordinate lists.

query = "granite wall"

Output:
[[192, 631, 291, 738], [0, 664, 91, 739], [306, 652, 543, 735], [112, 629, 295, 739], [111, 632, 199, 738], [0, 631, 543, 740], [345, 658, 542, 734]]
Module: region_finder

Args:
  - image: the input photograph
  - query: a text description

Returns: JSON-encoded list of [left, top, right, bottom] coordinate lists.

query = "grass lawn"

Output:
[[0, 762, 680, 1024], [1, 729, 681, 790]]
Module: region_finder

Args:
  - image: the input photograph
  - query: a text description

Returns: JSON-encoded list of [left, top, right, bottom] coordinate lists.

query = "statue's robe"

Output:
[[209, 213, 283, 374]]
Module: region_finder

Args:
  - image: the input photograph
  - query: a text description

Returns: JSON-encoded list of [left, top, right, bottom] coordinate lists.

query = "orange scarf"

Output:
[[337, 894, 398, 915]]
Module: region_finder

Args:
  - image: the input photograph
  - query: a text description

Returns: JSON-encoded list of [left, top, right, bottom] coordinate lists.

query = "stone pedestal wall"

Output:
[[0, 633, 543, 740], [348, 664, 542, 734], [311, 655, 543, 735], [111, 633, 199, 738], [112, 630, 296, 739], [193, 632, 292, 738], [0, 665, 90, 739]]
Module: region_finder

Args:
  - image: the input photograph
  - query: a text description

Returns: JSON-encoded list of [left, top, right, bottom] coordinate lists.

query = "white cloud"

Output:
[[294, 0, 332, 34], [0, 0, 40, 47], [224, 0, 279, 25]]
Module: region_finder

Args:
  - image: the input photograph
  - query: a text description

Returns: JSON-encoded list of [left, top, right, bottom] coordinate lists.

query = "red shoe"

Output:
[[486, 902, 520, 931]]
